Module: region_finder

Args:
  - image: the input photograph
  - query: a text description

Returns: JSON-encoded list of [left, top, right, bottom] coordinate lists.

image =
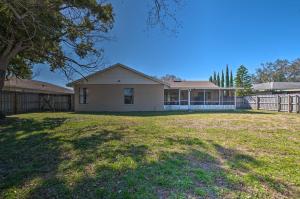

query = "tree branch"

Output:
[[5, 1, 28, 21], [6, 41, 29, 61], [1, 34, 15, 58]]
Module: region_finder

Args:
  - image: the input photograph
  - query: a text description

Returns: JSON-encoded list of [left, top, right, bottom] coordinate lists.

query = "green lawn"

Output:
[[0, 111, 299, 199]]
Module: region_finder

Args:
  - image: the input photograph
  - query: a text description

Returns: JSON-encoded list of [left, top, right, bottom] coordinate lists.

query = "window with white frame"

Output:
[[124, 88, 134, 104], [79, 88, 87, 104]]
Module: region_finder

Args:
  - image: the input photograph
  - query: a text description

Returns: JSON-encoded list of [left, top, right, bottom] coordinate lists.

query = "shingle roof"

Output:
[[253, 82, 300, 91], [67, 63, 168, 86], [167, 80, 221, 89], [66, 63, 237, 90], [4, 78, 74, 94]]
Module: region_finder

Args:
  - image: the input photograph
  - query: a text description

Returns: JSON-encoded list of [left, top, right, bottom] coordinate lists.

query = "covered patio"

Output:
[[163, 81, 237, 110]]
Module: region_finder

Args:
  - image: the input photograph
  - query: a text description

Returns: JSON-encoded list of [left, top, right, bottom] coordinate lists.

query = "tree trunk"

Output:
[[0, 67, 6, 89], [0, 40, 27, 119], [0, 58, 8, 119]]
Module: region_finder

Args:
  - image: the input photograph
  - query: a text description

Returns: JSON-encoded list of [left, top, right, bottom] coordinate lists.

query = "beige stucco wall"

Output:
[[74, 84, 164, 112]]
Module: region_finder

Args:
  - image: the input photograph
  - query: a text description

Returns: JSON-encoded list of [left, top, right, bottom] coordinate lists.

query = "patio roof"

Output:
[[166, 80, 236, 90]]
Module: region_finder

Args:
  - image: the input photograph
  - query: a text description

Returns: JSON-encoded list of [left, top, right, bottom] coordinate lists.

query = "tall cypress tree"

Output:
[[235, 65, 252, 96], [221, 70, 225, 87], [225, 65, 229, 87], [217, 72, 220, 87], [213, 72, 217, 85], [209, 76, 213, 82], [230, 70, 234, 87]]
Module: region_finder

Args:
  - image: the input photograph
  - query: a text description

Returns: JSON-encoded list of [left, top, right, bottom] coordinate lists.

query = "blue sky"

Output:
[[34, 0, 300, 87]]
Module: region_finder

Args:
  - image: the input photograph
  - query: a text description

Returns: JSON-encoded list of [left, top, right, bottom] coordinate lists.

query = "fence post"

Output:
[[256, 96, 259, 110], [234, 91, 237, 109], [288, 95, 291, 113], [14, 92, 17, 114], [277, 95, 281, 112], [38, 94, 41, 112], [69, 95, 73, 111], [52, 94, 55, 112]]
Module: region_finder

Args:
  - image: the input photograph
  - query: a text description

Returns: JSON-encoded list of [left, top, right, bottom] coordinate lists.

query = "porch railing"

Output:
[[164, 100, 235, 105]]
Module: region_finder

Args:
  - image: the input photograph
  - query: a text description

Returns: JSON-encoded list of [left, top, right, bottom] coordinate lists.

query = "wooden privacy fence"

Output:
[[0, 91, 74, 115], [237, 94, 300, 113]]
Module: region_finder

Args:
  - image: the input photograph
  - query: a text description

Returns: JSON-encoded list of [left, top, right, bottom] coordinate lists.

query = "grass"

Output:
[[0, 110, 299, 198]]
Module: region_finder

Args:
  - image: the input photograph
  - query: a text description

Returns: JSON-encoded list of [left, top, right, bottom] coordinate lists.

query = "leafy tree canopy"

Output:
[[0, 0, 181, 89], [253, 59, 300, 83], [225, 64, 229, 87], [213, 71, 217, 84], [230, 70, 233, 87], [210, 65, 232, 87], [235, 65, 252, 96], [217, 72, 220, 87], [0, 0, 114, 85], [221, 70, 224, 87], [161, 74, 182, 82]]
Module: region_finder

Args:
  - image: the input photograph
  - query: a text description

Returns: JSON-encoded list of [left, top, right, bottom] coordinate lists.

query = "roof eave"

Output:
[[67, 63, 169, 87], [3, 87, 74, 94]]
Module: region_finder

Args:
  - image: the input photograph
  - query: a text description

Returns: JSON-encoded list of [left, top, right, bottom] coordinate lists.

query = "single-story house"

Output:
[[253, 82, 300, 94], [67, 63, 237, 112]]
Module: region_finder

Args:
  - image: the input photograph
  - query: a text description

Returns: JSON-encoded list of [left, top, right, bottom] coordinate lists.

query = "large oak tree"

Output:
[[0, 0, 181, 89], [0, 0, 181, 118], [0, 0, 112, 87]]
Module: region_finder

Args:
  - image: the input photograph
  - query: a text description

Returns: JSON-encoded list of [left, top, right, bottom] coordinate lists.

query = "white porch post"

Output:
[[204, 90, 206, 105], [188, 89, 191, 108], [219, 89, 221, 105], [234, 90, 237, 109], [178, 89, 181, 105]]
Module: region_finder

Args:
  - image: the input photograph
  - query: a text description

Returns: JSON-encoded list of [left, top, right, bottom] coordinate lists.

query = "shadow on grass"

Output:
[[0, 116, 126, 198], [211, 142, 294, 197], [19, 137, 251, 198], [164, 136, 208, 149], [0, 117, 66, 195], [71, 109, 274, 117], [0, 116, 295, 198]]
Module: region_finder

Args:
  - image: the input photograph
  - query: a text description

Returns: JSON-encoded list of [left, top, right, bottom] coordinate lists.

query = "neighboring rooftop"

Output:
[[253, 82, 300, 91], [4, 78, 74, 94]]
